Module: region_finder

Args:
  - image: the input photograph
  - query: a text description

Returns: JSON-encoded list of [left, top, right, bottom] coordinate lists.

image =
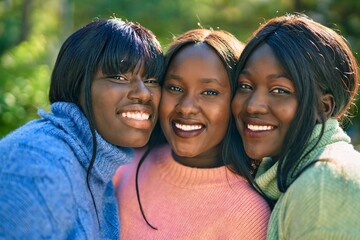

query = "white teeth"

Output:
[[175, 123, 202, 131], [247, 124, 273, 131], [121, 112, 150, 120]]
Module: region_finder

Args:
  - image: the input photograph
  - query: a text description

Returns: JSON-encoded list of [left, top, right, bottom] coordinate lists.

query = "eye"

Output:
[[144, 78, 160, 86], [271, 88, 291, 95], [237, 83, 253, 91], [165, 84, 183, 93], [202, 90, 219, 96], [106, 75, 128, 83]]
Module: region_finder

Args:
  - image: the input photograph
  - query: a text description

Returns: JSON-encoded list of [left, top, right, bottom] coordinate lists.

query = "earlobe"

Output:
[[321, 94, 335, 119]]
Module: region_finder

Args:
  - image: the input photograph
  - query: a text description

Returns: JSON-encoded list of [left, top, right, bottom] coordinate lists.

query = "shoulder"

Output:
[[0, 122, 81, 238], [284, 158, 360, 213], [228, 183, 270, 239], [1, 118, 73, 152], [0, 148, 77, 238], [0, 121, 77, 195], [294, 142, 360, 190], [287, 144, 360, 205], [0, 121, 76, 176], [275, 143, 360, 239], [0, 120, 79, 209], [113, 144, 170, 187], [222, 176, 271, 231]]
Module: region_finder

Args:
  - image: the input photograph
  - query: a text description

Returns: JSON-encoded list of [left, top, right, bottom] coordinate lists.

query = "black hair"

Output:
[[234, 13, 359, 192], [49, 18, 164, 226]]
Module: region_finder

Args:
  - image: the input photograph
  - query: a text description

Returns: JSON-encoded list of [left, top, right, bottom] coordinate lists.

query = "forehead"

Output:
[[167, 43, 226, 72], [247, 44, 278, 66], [167, 43, 229, 84], [171, 43, 219, 64], [241, 44, 287, 77]]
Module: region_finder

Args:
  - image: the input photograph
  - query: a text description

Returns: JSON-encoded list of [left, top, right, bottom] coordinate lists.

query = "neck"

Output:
[[171, 149, 224, 168]]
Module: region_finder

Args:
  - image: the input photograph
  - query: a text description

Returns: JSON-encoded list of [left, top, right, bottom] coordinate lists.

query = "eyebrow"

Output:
[[166, 73, 227, 86], [241, 70, 290, 80], [267, 74, 290, 80], [165, 73, 182, 81]]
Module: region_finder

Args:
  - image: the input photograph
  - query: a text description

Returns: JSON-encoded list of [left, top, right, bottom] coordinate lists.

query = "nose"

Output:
[[128, 78, 152, 103], [175, 93, 200, 116], [246, 91, 268, 115]]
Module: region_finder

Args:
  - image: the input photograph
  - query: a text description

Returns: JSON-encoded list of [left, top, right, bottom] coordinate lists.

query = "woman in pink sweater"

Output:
[[114, 29, 271, 239]]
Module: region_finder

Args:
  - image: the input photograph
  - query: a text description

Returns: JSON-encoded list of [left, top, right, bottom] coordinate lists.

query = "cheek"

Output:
[[151, 88, 162, 109], [283, 102, 298, 123], [276, 100, 298, 132], [231, 94, 244, 116], [159, 93, 175, 123], [212, 99, 231, 132], [91, 83, 127, 123], [91, 90, 109, 117], [91, 82, 121, 108]]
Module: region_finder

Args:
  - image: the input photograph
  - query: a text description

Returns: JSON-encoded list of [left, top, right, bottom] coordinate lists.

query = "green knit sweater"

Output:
[[255, 118, 360, 240]]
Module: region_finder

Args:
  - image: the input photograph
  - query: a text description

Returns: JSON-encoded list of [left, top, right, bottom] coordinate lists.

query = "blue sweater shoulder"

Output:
[[0, 102, 133, 239]]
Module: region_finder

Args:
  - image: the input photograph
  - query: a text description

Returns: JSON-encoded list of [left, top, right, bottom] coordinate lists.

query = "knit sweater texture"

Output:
[[0, 102, 133, 239], [113, 144, 270, 240], [255, 118, 360, 240]]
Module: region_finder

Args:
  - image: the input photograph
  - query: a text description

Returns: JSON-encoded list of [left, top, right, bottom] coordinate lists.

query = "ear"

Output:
[[320, 94, 335, 119]]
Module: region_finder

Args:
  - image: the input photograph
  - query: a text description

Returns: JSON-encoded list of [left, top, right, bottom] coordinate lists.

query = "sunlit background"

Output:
[[0, 0, 359, 149]]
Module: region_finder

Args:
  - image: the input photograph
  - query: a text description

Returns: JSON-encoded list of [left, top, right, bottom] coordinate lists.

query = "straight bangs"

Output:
[[99, 22, 164, 82]]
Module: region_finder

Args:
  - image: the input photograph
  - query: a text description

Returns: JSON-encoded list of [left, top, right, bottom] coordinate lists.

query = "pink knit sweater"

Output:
[[114, 145, 270, 240]]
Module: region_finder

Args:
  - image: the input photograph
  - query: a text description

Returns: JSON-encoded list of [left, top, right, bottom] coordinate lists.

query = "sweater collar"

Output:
[[153, 145, 246, 188], [255, 118, 351, 200], [38, 102, 133, 183]]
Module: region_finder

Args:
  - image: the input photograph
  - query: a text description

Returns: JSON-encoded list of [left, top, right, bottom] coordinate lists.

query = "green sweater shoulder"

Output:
[[271, 142, 360, 240], [256, 119, 360, 240]]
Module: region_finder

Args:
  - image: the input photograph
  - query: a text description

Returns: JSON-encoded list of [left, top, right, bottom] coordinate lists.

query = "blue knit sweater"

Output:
[[0, 102, 133, 239]]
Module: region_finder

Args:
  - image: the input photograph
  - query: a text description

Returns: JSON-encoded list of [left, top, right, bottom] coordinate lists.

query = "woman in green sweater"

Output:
[[232, 13, 360, 239]]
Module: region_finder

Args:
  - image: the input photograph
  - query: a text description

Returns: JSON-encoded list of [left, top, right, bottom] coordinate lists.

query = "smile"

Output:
[[174, 123, 203, 131], [247, 124, 274, 131], [121, 111, 150, 121], [172, 121, 205, 138]]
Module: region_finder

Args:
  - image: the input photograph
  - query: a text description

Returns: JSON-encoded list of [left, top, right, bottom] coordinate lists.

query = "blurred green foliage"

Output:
[[0, 0, 359, 148]]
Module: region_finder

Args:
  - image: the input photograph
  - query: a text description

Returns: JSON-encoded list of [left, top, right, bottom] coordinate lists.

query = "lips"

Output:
[[172, 120, 205, 138], [118, 107, 154, 130], [174, 122, 202, 131], [121, 111, 150, 121], [241, 118, 277, 138], [247, 124, 274, 131]]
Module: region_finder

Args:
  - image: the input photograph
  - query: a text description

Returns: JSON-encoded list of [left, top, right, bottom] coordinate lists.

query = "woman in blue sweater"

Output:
[[0, 18, 164, 239], [232, 13, 360, 239]]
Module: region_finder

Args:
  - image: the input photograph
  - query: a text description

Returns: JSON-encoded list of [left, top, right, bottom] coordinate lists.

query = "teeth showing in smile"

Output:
[[121, 112, 150, 121], [175, 123, 202, 131], [247, 124, 274, 131]]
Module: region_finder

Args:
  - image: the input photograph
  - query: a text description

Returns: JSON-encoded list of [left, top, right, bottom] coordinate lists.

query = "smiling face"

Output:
[[232, 43, 298, 161], [160, 43, 231, 167], [88, 65, 161, 147]]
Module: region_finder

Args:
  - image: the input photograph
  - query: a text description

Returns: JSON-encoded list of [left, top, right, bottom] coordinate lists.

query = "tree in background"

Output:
[[0, 0, 359, 147], [0, 0, 62, 136]]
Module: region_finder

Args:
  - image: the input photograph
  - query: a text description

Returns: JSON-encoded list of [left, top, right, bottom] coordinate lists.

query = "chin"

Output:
[[173, 149, 197, 158], [245, 150, 263, 161], [129, 142, 147, 148], [117, 137, 150, 148]]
